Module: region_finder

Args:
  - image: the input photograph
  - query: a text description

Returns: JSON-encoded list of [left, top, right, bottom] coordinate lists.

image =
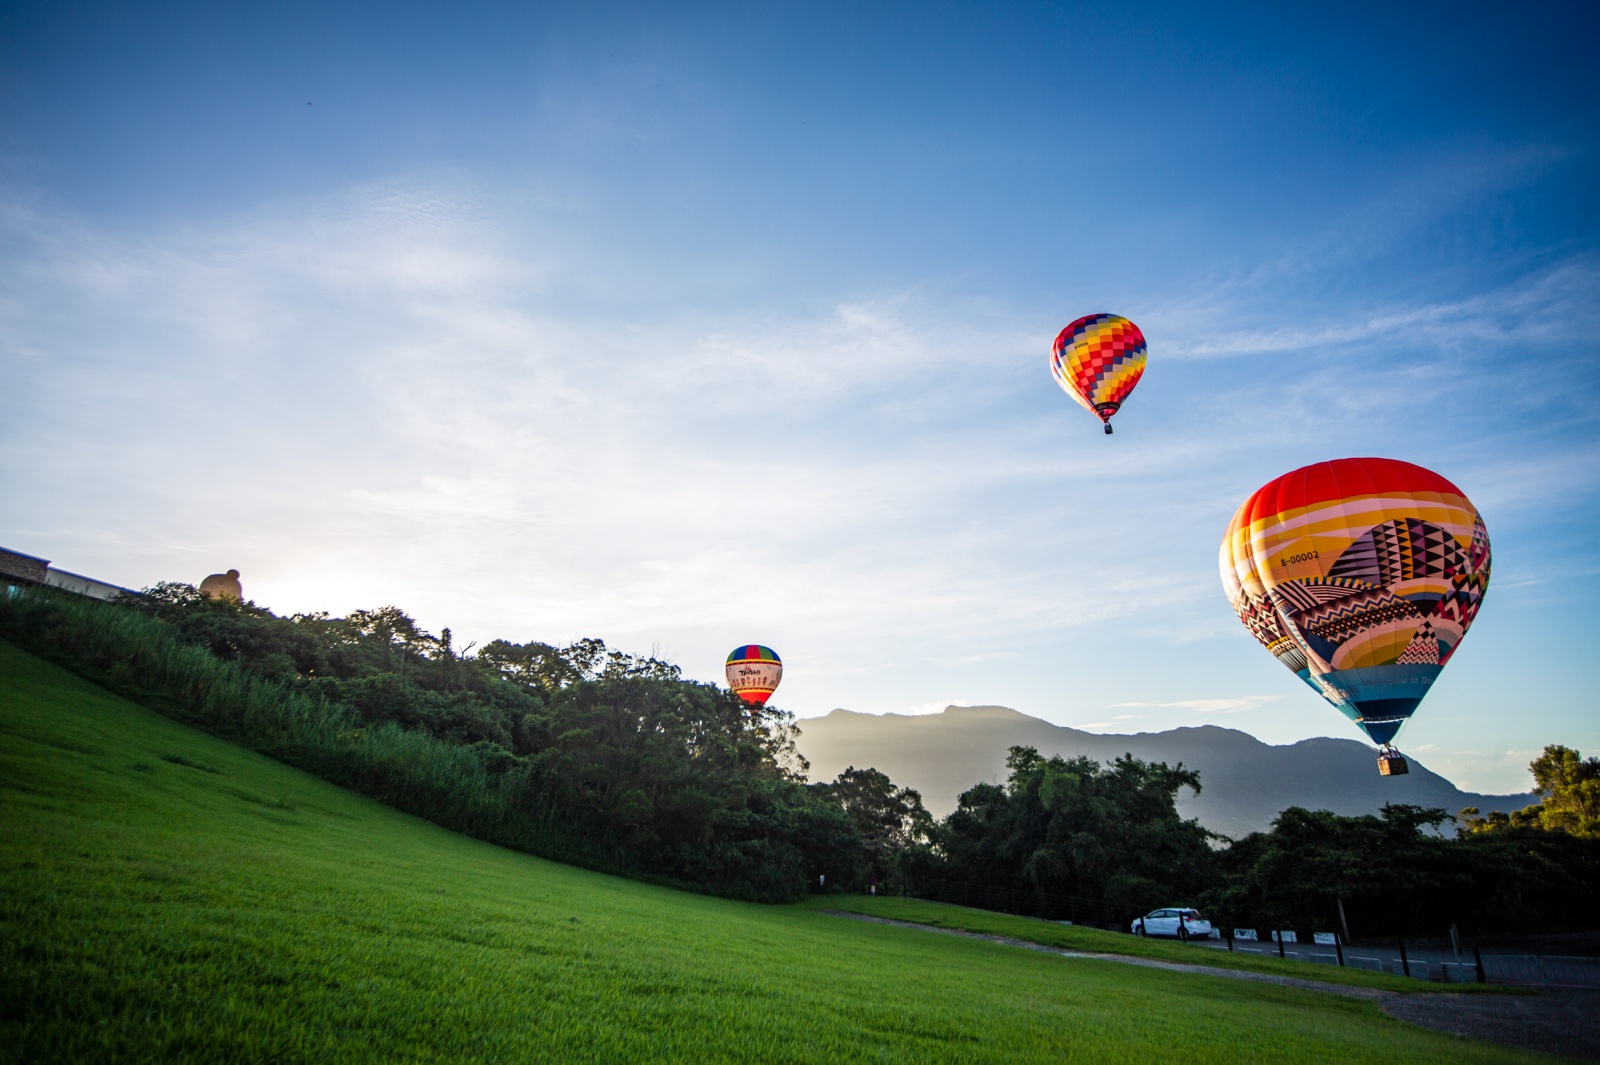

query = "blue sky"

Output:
[[3, 1, 1596, 793]]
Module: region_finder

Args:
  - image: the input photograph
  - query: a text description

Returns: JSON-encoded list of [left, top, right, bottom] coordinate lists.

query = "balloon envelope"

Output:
[[1050, 313, 1147, 430], [1219, 457, 1491, 746], [725, 645, 782, 707]]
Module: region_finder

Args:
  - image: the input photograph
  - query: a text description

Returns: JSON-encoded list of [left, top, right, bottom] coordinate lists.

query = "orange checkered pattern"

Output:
[[1050, 313, 1147, 424]]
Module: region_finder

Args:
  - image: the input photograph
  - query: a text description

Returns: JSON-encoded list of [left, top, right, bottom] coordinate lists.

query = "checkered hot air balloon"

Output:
[[1050, 313, 1147, 435], [1220, 458, 1491, 766], [725, 645, 782, 709]]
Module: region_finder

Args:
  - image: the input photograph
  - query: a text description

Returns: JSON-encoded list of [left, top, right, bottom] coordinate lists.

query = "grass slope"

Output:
[[0, 642, 1549, 1063]]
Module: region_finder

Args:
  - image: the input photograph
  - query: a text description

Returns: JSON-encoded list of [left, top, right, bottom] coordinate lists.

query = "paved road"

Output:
[[827, 912, 1600, 1060], [1204, 938, 1469, 975], [1198, 937, 1600, 988]]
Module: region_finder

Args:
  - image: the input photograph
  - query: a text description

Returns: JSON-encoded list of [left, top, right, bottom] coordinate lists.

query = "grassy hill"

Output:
[[0, 641, 1540, 1063]]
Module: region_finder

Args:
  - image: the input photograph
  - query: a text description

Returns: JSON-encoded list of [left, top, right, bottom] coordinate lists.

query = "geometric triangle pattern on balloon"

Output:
[[1291, 586, 1420, 646], [1219, 457, 1492, 748], [1267, 576, 1374, 613], [1396, 621, 1441, 665], [1326, 518, 1470, 586]]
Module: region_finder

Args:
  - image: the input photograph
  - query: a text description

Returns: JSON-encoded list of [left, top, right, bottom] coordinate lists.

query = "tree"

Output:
[[1206, 804, 1469, 937], [1211, 798, 1600, 937], [929, 746, 1215, 922], [823, 766, 933, 884], [1460, 745, 1600, 838], [102, 582, 857, 901]]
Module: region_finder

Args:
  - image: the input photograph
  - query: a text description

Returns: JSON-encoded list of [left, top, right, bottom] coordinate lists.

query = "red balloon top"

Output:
[[1237, 457, 1470, 528]]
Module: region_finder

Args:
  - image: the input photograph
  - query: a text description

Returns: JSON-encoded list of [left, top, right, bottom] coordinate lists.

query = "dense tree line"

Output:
[[887, 744, 1600, 938], [1200, 748, 1600, 938], [898, 747, 1217, 924], [1204, 802, 1600, 938], [1, 585, 868, 901], [4, 582, 1596, 932], [135, 584, 888, 899]]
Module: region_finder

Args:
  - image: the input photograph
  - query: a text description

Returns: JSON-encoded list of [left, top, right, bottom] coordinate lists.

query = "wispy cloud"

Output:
[[0, 184, 1123, 648], [1110, 696, 1284, 715], [1159, 258, 1600, 361], [1, 171, 1594, 799], [1072, 713, 1141, 729]]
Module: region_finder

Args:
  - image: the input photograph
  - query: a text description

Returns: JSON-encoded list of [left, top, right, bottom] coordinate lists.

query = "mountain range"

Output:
[[793, 705, 1532, 839]]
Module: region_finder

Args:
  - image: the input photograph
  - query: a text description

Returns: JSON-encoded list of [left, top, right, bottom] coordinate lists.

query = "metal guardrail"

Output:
[[1216, 934, 1600, 987], [1305, 952, 1600, 987], [1482, 955, 1600, 988]]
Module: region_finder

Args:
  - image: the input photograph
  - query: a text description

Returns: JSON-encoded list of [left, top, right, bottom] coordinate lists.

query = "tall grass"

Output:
[[0, 587, 606, 874]]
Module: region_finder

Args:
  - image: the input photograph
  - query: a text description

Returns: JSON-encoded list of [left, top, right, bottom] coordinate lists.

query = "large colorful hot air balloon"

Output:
[[1051, 313, 1147, 435], [725, 645, 782, 708], [1220, 458, 1491, 765]]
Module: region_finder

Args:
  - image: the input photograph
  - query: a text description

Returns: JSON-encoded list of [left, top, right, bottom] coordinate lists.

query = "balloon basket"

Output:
[[1103, 423, 1113, 435], [1377, 751, 1409, 776]]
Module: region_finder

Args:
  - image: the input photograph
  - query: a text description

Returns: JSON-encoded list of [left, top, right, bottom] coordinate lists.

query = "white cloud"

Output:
[[1, 172, 1594, 795], [0, 184, 1137, 658], [1072, 713, 1141, 729], [1157, 259, 1600, 361], [1110, 696, 1284, 714]]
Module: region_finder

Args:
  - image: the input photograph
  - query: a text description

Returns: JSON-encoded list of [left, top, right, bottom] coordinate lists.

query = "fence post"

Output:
[[1227, 928, 1234, 952], [1399, 940, 1411, 978], [1277, 930, 1285, 959], [1473, 944, 1486, 984], [1335, 932, 1344, 967]]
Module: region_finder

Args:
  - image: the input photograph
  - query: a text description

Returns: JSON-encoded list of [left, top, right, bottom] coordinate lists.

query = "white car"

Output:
[[1131, 907, 1214, 940]]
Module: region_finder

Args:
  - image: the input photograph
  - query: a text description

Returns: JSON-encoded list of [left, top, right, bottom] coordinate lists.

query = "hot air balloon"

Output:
[[725, 645, 782, 709], [1051, 313, 1147, 435], [1219, 458, 1491, 775]]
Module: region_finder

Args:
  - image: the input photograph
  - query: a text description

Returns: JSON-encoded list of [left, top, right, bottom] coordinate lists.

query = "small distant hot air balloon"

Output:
[[725, 645, 782, 709], [1051, 313, 1147, 435], [1220, 458, 1491, 774]]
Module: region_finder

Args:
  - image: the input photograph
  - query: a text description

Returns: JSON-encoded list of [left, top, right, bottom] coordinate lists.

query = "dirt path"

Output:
[[824, 911, 1600, 1060]]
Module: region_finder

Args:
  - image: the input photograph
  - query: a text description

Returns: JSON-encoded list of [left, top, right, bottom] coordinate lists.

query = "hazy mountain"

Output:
[[794, 705, 1533, 839]]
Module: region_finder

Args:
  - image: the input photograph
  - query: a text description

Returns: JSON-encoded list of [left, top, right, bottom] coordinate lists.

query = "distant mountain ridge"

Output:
[[794, 705, 1532, 838]]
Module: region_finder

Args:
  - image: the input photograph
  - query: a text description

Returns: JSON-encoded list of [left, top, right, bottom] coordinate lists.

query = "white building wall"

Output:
[[43, 568, 133, 601]]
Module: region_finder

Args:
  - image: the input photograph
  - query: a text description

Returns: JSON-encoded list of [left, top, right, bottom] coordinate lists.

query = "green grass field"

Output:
[[0, 641, 1554, 1063]]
